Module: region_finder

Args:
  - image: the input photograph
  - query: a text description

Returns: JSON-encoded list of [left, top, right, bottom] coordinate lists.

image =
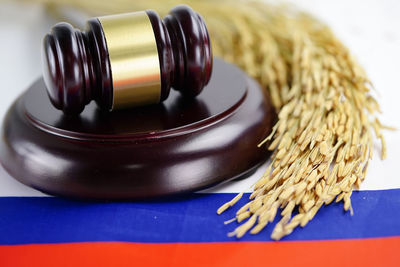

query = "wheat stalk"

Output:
[[31, 0, 388, 240], [205, 1, 387, 240]]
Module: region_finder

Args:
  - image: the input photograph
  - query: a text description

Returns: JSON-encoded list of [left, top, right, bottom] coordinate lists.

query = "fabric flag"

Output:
[[0, 160, 399, 267]]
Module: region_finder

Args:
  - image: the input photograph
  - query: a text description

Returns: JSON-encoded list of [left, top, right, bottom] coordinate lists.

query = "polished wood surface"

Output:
[[147, 6, 212, 99], [42, 5, 212, 115], [0, 59, 275, 199], [42, 18, 113, 115]]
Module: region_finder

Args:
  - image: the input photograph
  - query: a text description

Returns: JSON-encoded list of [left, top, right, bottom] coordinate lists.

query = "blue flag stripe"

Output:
[[0, 189, 399, 244]]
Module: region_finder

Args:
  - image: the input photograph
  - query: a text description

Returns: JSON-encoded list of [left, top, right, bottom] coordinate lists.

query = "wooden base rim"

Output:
[[0, 59, 276, 199]]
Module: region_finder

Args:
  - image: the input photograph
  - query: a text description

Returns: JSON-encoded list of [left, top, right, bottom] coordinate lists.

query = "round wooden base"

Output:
[[0, 59, 275, 199]]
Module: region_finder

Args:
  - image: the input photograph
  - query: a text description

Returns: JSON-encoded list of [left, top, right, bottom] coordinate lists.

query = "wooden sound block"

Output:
[[0, 59, 275, 199]]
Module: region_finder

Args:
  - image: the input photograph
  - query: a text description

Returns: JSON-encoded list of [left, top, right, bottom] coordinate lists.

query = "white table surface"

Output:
[[0, 0, 399, 196]]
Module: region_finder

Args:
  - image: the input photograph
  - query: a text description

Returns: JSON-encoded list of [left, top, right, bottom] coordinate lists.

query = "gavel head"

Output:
[[42, 5, 213, 115]]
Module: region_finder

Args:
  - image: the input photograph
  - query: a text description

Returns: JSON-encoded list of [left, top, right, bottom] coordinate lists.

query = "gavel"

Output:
[[42, 5, 213, 115]]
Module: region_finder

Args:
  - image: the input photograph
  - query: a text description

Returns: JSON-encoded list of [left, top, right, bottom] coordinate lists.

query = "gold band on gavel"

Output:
[[98, 11, 161, 109]]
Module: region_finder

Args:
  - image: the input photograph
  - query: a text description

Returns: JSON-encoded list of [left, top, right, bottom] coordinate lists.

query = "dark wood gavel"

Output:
[[42, 5, 213, 115]]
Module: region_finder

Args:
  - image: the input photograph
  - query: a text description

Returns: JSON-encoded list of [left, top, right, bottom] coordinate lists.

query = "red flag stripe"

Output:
[[0, 236, 398, 267]]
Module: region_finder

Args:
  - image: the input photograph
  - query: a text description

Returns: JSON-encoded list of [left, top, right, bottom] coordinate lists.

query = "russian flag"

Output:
[[0, 158, 399, 267]]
